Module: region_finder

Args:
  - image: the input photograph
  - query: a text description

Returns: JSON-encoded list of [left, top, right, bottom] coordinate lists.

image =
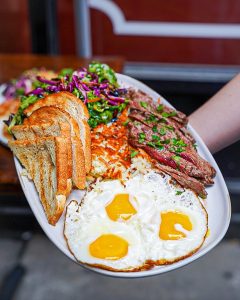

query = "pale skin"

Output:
[[189, 73, 240, 154]]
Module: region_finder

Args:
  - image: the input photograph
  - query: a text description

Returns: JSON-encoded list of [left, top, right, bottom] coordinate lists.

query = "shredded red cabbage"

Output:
[[27, 68, 125, 106]]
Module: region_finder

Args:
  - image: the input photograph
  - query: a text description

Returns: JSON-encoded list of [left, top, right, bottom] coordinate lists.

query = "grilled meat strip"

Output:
[[127, 89, 216, 197], [127, 89, 188, 125], [154, 163, 207, 198], [128, 122, 214, 182], [128, 135, 213, 185]]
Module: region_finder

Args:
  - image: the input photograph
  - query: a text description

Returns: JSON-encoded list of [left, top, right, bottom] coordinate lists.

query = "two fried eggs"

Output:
[[64, 171, 208, 272]]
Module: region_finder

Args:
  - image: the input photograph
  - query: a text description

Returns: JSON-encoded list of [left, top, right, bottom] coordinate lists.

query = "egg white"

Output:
[[64, 171, 208, 271], [64, 200, 147, 271], [125, 171, 208, 263]]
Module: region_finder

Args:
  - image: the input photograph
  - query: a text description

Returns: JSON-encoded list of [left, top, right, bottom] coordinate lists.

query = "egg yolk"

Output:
[[159, 211, 193, 240], [89, 234, 129, 260], [105, 194, 137, 221]]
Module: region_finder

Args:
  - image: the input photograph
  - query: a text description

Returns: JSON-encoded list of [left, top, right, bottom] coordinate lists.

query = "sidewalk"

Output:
[[1, 234, 240, 300]]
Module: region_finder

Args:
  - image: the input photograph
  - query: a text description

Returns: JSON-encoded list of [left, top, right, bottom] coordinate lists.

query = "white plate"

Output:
[[13, 74, 231, 278]]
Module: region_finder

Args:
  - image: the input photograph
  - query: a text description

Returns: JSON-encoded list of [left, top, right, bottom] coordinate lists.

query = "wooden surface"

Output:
[[0, 54, 124, 191], [0, 54, 124, 83]]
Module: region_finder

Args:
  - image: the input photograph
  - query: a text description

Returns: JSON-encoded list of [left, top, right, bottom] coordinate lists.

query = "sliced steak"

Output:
[[180, 151, 216, 178], [179, 127, 196, 144], [154, 163, 207, 198], [128, 121, 215, 181], [141, 145, 213, 184], [128, 90, 187, 125], [126, 87, 215, 196]]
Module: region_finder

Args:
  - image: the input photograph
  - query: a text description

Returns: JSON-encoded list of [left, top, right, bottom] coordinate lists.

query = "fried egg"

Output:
[[126, 172, 208, 264], [64, 171, 208, 271], [64, 184, 147, 271]]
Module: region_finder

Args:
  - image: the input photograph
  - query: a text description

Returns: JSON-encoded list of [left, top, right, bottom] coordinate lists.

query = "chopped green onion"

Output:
[[152, 125, 158, 133], [162, 111, 177, 118], [156, 104, 163, 112], [147, 142, 155, 148], [165, 125, 174, 131], [155, 144, 164, 151], [122, 119, 130, 126], [130, 150, 139, 158], [138, 132, 146, 143], [152, 134, 160, 141], [176, 190, 183, 196], [172, 155, 181, 164], [140, 101, 148, 108], [146, 114, 158, 123], [159, 127, 166, 136], [162, 139, 170, 144]]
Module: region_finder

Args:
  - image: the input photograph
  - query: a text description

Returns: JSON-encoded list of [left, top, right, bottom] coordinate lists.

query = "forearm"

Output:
[[189, 73, 240, 154]]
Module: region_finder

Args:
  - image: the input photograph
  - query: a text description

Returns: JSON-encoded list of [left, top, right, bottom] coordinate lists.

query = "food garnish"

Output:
[[6, 63, 129, 132]]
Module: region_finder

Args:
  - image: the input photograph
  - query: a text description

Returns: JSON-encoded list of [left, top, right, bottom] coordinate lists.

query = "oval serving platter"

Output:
[[13, 74, 231, 278]]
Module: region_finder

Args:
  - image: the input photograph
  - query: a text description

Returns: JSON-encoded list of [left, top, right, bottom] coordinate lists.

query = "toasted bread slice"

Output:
[[9, 137, 69, 225], [23, 107, 86, 189], [12, 122, 73, 194], [24, 92, 91, 173]]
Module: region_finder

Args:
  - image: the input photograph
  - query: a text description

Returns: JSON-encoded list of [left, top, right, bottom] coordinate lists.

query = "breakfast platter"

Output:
[[1, 66, 231, 277]]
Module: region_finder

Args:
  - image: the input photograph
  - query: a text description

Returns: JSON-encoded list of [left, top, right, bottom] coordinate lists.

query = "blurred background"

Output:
[[0, 0, 240, 299]]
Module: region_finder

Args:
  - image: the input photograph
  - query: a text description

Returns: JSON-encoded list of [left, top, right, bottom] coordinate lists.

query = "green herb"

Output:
[[159, 118, 167, 124], [8, 94, 39, 132], [122, 119, 130, 126], [58, 68, 73, 78], [162, 139, 170, 144], [147, 142, 155, 148], [130, 150, 139, 158], [152, 125, 158, 133], [170, 138, 187, 153], [88, 62, 118, 87], [88, 118, 98, 128], [169, 111, 177, 117], [140, 101, 148, 108], [172, 138, 186, 147], [156, 104, 163, 112], [162, 112, 169, 118], [87, 90, 98, 100], [176, 190, 183, 196], [16, 87, 25, 96], [117, 102, 127, 112], [193, 143, 198, 150], [165, 125, 174, 131], [87, 99, 117, 128], [159, 127, 166, 136], [152, 134, 160, 141], [172, 155, 181, 164], [72, 88, 81, 99], [146, 114, 158, 123], [93, 102, 104, 112], [101, 110, 113, 121], [138, 132, 146, 143], [155, 143, 164, 151], [162, 111, 177, 118], [175, 147, 185, 153]]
